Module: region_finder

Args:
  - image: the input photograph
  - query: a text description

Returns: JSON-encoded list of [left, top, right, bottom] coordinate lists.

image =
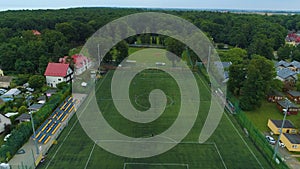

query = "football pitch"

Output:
[[37, 56, 273, 168]]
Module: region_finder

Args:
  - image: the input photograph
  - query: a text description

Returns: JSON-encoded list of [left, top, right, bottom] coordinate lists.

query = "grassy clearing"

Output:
[[245, 100, 300, 132]]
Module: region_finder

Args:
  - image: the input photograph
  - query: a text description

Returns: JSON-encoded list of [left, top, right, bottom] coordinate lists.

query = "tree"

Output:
[[228, 63, 247, 95], [277, 45, 292, 60], [165, 37, 185, 66], [239, 56, 275, 110], [296, 74, 300, 91], [218, 48, 247, 64], [18, 106, 27, 114], [56, 82, 68, 90], [28, 75, 45, 90], [115, 41, 128, 64], [292, 49, 300, 61]]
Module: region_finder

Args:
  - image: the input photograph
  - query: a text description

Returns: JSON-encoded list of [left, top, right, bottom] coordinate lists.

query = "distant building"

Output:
[[1, 88, 21, 102], [267, 119, 297, 135], [44, 63, 73, 88], [276, 99, 300, 115], [28, 103, 43, 112], [276, 68, 297, 83], [287, 90, 300, 103], [0, 114, 11, 133], [267, 90, 284, 102], [0, 76, 12, 88], [59, 54, 92, 75], [15, 113, 31, 123], [281, 134, 300, 152], [213, 61, 232, 83], [32, 30, 41, 36]]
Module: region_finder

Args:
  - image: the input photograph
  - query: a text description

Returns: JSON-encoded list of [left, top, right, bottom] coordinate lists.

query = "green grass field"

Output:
[[37, 49, 274, 169]]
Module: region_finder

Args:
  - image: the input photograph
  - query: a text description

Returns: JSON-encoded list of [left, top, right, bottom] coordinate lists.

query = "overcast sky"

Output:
[[0, 0, 300, 11]]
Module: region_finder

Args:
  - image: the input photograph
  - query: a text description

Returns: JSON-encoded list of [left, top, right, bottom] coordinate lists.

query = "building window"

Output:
[[292, 145, 298, 149], [58, 78, 61, 81]]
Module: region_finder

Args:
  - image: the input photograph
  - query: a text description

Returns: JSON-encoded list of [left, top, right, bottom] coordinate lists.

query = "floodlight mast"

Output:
[[30, 111, 39, 155], [273, 98, 289, 160]]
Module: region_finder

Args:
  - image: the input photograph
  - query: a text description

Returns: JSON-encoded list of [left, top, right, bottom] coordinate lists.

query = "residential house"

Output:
[[276, 99, 300, 115], [0, 76, 12, 88], [281, 134, 300, 152], [213, 61, 232, 83], [28, 103, 43, 112], [44, 63, 73, 88], [267, 90, 284, 102], [0, 114, 11, 133], [59, 54, 92, 75], [1, 88, 21, 102], [276, 68, 297, 83], [15, 113, 31, 123], [275, 60, 300, 73], [287, 90, 300, 103], [32, 30, 41, 36], [267, 119, 297, 135]]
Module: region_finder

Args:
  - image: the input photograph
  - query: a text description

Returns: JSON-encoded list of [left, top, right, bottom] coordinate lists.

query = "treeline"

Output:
[[0, 8, 300, 74]]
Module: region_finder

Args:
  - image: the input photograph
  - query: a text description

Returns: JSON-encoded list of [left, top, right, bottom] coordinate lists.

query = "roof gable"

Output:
[[44, 63, 70, 77], [277, 68, 297, 79]]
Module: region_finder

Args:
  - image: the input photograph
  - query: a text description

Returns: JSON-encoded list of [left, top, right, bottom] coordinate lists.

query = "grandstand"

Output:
[[34, 96, 75, 144]]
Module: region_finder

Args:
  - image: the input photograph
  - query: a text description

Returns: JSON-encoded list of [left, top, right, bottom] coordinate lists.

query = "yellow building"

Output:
[[281, 134, 300, 152], [267, 119, 297, 135]]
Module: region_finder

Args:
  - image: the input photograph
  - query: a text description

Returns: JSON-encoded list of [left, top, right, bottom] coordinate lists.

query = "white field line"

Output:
[[124, 162, 189, 169], [213, 142, 228, 169], [44, 74, 109, 169], [84, 142, 96, 169], [195, 73, 264, 169]]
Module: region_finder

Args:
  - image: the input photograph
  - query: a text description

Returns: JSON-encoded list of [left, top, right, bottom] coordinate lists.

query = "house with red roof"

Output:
[[59, 54, 92, 75], [44, 63, 73, 88], [32, 30, 41, 36]]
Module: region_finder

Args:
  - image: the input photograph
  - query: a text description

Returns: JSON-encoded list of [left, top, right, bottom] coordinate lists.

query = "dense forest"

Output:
[[0, 7, 300, 74]]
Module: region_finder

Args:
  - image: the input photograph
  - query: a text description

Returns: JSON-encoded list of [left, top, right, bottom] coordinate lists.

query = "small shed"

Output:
[[28, 104, 43, 112], [287, 90, 300, 103], [267, 90, 284, 102], [267, 119, 297, 135], [276, 99, 300, 115], [281, 134, 300, 152], [15, 113, 31, 123]]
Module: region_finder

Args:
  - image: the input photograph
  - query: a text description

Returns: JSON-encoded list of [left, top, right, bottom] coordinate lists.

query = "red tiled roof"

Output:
[[32, 30, 41, 35], [44, 63, 70, 77], [59, 54, 90, 69]]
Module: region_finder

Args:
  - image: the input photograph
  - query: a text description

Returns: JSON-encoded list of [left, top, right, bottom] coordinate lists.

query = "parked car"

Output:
[[266, 135, 276, 145], [279, 140, 285, 148]]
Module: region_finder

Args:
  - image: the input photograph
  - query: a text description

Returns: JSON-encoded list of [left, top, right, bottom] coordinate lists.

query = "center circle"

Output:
[[134, 93, 174, 109]]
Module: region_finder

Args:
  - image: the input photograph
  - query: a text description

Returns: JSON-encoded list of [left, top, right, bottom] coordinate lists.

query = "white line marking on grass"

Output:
[[213, 142, 228, 169], [195, 73, 264, 169], [84, 142, 96, 169], [223, 113, 264, 169], [45, 74, 109, 169], [124, 162, 189, 169]]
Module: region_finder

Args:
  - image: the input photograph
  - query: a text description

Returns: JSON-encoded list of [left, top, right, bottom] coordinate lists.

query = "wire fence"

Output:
[[195, 62, 290, 169]]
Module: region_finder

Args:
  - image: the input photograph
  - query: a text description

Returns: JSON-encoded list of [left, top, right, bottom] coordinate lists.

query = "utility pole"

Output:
[[30, 112, 39, 155], [273, 98, 289, 160], [207, 45, 211, 73], [97, 44, 101, 67]]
